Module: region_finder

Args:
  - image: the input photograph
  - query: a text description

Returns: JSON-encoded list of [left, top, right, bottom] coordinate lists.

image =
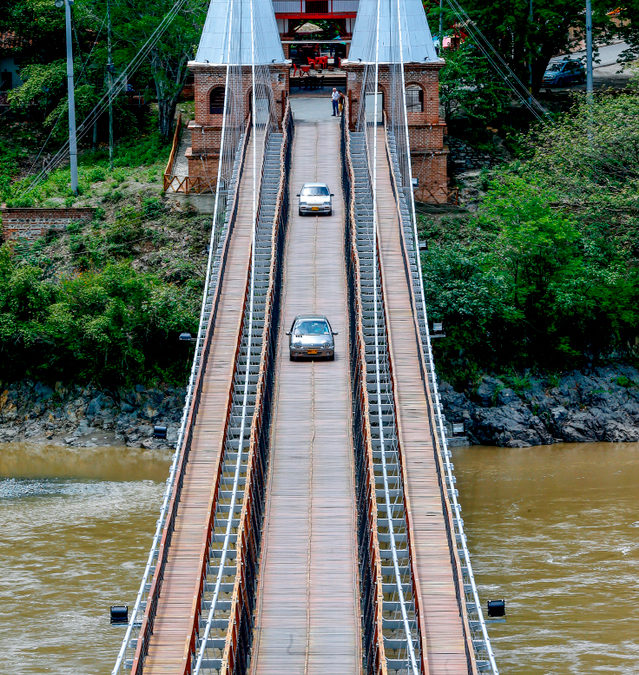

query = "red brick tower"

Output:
[[185, 0, 288, 192], [343, 0, 448, 203]]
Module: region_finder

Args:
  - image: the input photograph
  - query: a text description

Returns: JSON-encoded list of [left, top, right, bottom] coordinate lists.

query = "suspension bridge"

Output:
[[113, 0, 498, 673]]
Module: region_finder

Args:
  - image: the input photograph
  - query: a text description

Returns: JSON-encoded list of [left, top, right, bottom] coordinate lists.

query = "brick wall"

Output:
[[1, 207, 95, 242], [185, 63, 290, 192], [344, 61, 448, 204], [411, 151, 448, 203]]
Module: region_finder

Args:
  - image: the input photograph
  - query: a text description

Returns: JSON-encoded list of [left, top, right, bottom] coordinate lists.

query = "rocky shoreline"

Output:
[[1, 365, 638, 450], [0, 381, 184, 449], [440, 364, 639, 447]]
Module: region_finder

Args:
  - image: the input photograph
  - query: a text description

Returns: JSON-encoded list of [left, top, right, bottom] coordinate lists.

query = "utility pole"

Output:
[[585, 0, 594, 102], [56, 0, 78, 194], [528, 0, 533, 101], [107, 0, 114, 170], [439, 0, 443, 49]]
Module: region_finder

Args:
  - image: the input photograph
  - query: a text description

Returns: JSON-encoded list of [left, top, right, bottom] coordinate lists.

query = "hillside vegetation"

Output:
[[421, 93, 639, 388], [0, 125, 210, 386]]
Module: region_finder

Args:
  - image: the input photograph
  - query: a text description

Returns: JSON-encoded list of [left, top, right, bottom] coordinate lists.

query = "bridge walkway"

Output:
[[142, 135, 262, 673], [375, 126, 473, 674], [249, 98, 362, 674]]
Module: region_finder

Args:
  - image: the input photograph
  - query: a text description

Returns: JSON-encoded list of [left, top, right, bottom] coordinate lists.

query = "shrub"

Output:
[[0, 246, 198, 385]]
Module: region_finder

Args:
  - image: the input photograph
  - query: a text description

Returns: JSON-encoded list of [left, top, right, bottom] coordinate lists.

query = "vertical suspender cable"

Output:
[[193, 0, 256, 668], [393, 0, 498, 670], [370, 1, 419, 672]]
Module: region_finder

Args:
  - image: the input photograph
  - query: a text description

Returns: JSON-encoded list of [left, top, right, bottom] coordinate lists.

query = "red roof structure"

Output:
[[273, 1, 359, 39]]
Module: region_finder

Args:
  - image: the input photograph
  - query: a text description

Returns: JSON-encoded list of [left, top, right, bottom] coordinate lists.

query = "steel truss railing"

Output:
[[112, 116, 251, 675], [342, 114, 388, 675], [383, 125, 498, 674], [192, 102, 293, 675], [342, 107, 427, 675]]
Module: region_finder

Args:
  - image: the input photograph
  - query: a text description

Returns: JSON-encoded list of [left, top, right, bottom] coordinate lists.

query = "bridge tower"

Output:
[[186, 0, 289, 191], [343, 0, 448, 203]]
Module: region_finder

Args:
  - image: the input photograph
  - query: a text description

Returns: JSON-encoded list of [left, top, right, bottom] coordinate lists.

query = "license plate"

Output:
[[312, 207, 319, 211], [307, 349, 319, 355]]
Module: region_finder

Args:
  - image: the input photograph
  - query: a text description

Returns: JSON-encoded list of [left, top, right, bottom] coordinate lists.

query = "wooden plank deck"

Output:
[[249, 103, 362, 675], [374, 128, 472, 674], [143, 137, 262, 673]]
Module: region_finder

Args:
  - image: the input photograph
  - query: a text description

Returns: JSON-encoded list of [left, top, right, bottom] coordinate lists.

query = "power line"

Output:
[[444, 0, 550, 122], [19, 0, 192, 197]]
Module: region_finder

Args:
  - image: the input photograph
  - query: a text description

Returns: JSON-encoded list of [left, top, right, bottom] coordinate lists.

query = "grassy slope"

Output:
[[0, 122, 212, 386]]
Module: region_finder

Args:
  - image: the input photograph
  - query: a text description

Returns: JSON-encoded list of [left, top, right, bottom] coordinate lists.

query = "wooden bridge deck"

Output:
[[143, 137, 261, 673], [249, 103, 362, 675], [375, 127, 474, 674]]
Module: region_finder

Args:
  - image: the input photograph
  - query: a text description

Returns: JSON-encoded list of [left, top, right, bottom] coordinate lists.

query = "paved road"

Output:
[[547, 41, 633, 89], [559, 41, 631, 68]]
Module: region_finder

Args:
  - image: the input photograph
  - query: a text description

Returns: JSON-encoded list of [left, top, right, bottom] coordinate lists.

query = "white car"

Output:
[[286, 314, 337, 361], [297, 183, 333, 216]]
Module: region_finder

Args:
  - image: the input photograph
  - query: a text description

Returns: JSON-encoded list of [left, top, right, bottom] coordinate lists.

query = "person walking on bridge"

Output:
[[331, 87, 340, 116]]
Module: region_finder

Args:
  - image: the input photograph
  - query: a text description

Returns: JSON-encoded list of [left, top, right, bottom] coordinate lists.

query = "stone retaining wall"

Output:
[[1, 207, 96, 242]]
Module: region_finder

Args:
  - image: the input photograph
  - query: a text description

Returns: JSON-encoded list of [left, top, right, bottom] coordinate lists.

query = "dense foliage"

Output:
[[0, 249, 198, 384], [1, 0, 206, 141], [421, 93, 639, 387], [439, 41, 510, 126]]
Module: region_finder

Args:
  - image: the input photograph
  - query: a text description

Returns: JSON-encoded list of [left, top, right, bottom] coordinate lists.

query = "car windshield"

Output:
[[546, 62, 564, 72], [295, 320, 330, 335], [301, 186, 329, 196]]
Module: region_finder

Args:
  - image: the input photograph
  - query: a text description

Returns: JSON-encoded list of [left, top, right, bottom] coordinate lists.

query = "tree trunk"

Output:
[[158, 99, 176, 139], [151, 49, 189, 141]]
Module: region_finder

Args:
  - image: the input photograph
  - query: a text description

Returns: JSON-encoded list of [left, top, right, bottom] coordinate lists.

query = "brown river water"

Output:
[[0, 442, 171, 674], [454, 442, 639, 674], [1, 441, 638, 673]]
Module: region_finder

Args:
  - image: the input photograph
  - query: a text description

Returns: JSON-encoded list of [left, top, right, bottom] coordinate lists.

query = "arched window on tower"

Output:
[[209, 86, 225, 114], [405, 84, 424, 113]]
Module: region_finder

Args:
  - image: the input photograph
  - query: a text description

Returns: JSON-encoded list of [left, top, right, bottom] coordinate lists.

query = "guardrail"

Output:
[[383, 126, 498, 674], [219, 98, 293, 675], [341, 107, 389, 675], [112, 117, 252, 675], [164, 174, 211, 194], [347, 111, 431, 673], [163, 113, 182, 182]]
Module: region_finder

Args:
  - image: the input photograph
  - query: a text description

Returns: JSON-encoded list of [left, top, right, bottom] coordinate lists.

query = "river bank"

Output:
[[441, 364, 639, 447], [1, 364, 638, 449], [0, 380, 184, 449]]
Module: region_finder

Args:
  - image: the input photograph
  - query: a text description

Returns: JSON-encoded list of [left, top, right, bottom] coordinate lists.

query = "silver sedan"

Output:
[[297, 183, 333, 216], [286, 314, 338, 361]]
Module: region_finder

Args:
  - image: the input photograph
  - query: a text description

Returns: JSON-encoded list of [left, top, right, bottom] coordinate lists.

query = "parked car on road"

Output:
[[287, 314, 337, 361], [297, 183, 333, 216], [542, 59, 586, 87]]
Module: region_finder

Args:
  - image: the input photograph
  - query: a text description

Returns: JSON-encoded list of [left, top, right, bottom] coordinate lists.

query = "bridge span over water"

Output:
[[113, 1, 498, 672]]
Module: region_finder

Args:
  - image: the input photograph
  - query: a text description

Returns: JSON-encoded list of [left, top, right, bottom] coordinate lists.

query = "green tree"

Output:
[[430, 0, 614, 94], [3, 0, 206, 142], [439, 41, 510, 125], [421, 93, 639, 384], [98, 0, 206, 138]]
